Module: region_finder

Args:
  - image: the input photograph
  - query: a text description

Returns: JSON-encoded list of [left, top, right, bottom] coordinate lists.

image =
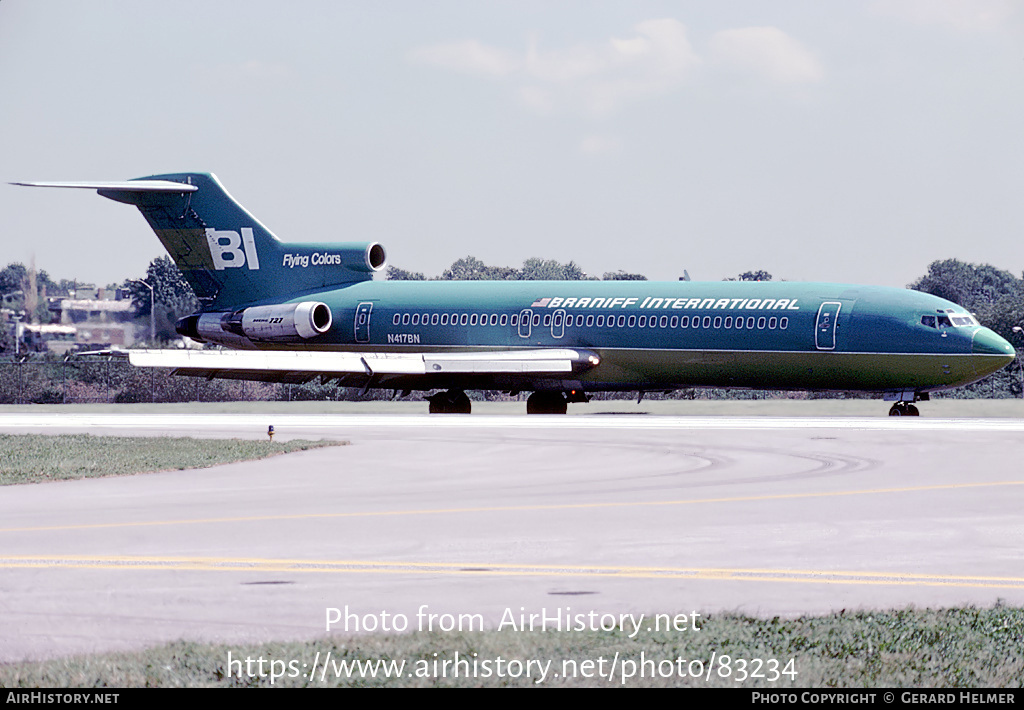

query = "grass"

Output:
[[1, 607, 1022, 687], [0, 434, 344, 486]]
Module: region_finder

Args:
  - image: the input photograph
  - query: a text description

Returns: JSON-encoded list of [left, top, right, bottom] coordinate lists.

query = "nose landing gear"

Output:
[[885, 390, 928, 417]]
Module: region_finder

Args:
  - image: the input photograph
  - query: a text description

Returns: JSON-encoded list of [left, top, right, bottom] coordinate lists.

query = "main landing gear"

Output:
[[426, 389, 471, 414], [888, 403, 920, 416], [525, 389, 587, 414], [526, 391, 568, 415]]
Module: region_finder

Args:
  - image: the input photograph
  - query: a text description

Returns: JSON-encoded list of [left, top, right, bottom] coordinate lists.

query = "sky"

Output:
[[1, 0, 1022, 288]]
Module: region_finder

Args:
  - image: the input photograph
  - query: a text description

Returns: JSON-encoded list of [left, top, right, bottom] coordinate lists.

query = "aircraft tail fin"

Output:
[[13, 173, 385, 309]]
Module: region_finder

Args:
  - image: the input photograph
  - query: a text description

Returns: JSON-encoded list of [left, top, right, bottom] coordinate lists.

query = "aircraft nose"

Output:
[[971, 327, 1016, 377]]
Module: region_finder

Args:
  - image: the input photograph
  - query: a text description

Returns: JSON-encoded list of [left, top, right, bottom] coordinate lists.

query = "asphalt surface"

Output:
[[1, 413, 1023, 662]]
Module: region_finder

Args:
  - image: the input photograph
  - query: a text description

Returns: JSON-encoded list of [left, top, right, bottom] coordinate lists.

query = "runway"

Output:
[[1, 413, 1023, 662]]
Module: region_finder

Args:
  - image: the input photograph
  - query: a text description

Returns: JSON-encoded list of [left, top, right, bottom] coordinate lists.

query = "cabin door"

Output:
[[355, 301, 373, 343], [814, 302, 841, 350]]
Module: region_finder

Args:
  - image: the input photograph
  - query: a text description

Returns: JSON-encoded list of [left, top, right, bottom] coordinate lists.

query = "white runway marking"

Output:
[[3, 413, 1024, 432]]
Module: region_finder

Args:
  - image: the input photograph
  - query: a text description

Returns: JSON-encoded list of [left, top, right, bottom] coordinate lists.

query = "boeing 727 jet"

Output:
[[14, 173, 1016, 415]]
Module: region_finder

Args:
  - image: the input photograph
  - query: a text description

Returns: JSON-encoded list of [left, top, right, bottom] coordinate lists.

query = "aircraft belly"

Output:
[[580, 348, 983, 392]]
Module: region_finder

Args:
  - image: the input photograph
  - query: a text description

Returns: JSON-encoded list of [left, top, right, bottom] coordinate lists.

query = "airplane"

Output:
[[14, 172, 1016, 415]]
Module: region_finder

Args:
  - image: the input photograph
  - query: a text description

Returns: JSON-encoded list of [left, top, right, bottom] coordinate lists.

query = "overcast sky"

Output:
[[1, 0, 1021, 288]]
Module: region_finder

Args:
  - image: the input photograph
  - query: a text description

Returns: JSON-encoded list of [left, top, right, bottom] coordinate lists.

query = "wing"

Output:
[[126, 348, 601, 386]]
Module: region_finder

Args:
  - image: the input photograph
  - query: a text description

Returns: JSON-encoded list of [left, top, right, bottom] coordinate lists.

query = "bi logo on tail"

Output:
[[206, 228, 260, 270]]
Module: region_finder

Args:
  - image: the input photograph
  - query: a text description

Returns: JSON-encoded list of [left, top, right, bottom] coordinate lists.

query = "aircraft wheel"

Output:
[[906, 404, 920, 416], [450, 390, 472, 414], [428, 390, 471, 414], [526, 392, 568, 415], [888, 404, 904, 417]]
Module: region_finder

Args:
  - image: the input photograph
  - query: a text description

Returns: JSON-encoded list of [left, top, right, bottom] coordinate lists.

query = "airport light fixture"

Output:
[[130, 279, 155, 344]]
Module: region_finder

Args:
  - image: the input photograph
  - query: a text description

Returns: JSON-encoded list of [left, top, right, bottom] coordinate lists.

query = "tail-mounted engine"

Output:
[[177, 301, 332, 346]]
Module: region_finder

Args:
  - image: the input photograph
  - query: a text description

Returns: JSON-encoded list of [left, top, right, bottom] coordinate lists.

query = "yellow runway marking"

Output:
[[2, 555, 1024, 590], [2, 479, 1022, 534]]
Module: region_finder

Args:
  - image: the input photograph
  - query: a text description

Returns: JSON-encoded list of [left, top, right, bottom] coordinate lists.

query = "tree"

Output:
[[602, 270, 647, 281], [0, 263, 27, 296], [520, 258, 591, 281], [909, 259, 1021, 312], [440, 256, 520, 281], [723, 270, 773, 282], [385, 266, 426, 281], [127, 256, 198, 342], [0, 262, 53, 323]]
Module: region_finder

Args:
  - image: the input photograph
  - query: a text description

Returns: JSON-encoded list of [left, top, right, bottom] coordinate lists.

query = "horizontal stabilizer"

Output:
[[10, 180, 197, 192]]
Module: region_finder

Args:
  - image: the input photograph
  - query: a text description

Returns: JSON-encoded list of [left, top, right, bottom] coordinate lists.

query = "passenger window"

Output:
[[713, 316, 722, 328], [500, 314, 508, 326], [724, 316, 732, 328], [639, 316, 647, 327], [768, 317, 777, 329], [680, 316, 689, 327], [702, 316, 711, 328], [617, 315, 626, 327], [596, 315, 604, 327], [402, 313, 410, 325], [510, 314, 518, 326], [627, 315, 636, 327], [587, 315, 594, 327], [470, 314, 478, 326], [757, 317, 766, 329], [392, 314, 400, 325], [490, 314, 498, 326], [431, 314, 439, 325], [670, 316, 678, 327], [441, 314, 449, 325], [780, 317, 788, 329]]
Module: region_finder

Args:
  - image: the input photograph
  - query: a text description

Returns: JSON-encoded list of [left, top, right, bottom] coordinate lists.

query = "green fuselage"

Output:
[[262, 279, 1015, 395]]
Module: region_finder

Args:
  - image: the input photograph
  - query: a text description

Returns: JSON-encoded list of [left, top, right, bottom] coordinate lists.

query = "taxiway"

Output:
[[1, 413, 1022, 662]]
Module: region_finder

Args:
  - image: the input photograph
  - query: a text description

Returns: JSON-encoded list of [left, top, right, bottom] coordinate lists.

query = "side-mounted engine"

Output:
[[176, 301, 333, 347]]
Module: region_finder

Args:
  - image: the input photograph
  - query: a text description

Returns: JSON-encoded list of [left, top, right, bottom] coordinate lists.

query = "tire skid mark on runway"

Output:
[[4, 555, 1024, 590], [361, 431, 876, 495], [3, 479, 1022, 534]]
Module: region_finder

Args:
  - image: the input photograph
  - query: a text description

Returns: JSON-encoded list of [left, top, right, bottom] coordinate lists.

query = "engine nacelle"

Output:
[[177, 301, 333, 345], [238, 301, 333, 340]]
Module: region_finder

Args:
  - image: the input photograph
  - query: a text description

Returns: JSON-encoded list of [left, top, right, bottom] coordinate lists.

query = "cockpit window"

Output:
[[923, 313, 977, 329]]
